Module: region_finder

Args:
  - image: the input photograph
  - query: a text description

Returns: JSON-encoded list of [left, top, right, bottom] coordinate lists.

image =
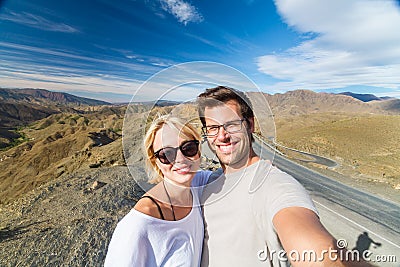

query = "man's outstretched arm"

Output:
[[273, 207, 376, 267]]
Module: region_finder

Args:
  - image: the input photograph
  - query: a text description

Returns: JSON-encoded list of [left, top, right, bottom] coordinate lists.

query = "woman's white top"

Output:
[[104, 171, 211, 267]]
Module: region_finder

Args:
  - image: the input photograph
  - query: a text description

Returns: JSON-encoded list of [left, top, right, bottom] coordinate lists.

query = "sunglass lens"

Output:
[[155, 141, 199, 164], [181, 141, 199, 157], [158, 148, 177, 164]]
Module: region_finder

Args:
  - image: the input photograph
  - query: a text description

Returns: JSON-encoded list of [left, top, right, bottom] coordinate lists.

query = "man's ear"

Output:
[[247, 117, 255, 133]]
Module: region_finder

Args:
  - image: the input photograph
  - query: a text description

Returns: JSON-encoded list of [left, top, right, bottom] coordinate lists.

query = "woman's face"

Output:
[[153, 124, 200, 187]]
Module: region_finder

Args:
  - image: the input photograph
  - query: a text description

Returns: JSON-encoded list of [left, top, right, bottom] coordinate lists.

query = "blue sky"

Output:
[[1, 0, 400, 102]]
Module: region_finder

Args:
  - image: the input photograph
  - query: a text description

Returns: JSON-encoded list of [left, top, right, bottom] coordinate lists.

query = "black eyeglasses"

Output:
[[202, 119, 246, 137], [154, 140, 200, 164]]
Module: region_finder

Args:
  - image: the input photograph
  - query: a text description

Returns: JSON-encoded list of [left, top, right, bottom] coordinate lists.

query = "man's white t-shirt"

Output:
[[104, 171, 211, 267], [200, 160, 318, 266]]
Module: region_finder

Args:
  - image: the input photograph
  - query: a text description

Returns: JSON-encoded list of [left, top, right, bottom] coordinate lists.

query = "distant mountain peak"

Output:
[[338, 92, 389, 102], [0, 88, 110, 106]]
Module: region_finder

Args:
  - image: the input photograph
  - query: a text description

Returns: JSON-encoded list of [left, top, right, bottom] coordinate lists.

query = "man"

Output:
[[197, 86, 369, 266]]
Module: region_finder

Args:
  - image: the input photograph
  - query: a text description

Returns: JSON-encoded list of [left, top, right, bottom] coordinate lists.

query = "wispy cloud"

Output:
[[245, 0, 256, 5], [160, 0, 203, 25], [0, 40, 190, 102], [375, 90, 400, 98], [257, 0, 400, 92], [126, 61, 262, 102], [0, 41, 161, 74], [96, 46, 177, 68], [0, 41, 166, 101], [0, 8, 79, 33]]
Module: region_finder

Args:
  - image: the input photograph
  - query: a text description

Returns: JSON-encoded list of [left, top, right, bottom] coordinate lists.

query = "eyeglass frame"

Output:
[[202, 118, 247, 137]]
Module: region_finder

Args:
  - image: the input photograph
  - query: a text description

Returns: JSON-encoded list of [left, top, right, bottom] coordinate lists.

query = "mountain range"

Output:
[[2, 88, 399, 123], [1, 88, 399, 143], [0, 88, 110, 106], [255, 89, 400, 116], [0, 88, 110, 128]]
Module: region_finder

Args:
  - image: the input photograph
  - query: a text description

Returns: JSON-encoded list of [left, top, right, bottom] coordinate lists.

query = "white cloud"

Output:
[[0, 9, 79, 33], [160, 0, 203, 25], [257, 0, 400, 92]]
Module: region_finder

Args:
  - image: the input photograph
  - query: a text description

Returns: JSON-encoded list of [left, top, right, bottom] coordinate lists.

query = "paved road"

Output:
[[272, 140, 338, 167], [253, 140, 400, 266]]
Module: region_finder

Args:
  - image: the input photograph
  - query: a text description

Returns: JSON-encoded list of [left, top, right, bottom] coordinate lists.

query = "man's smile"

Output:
[[215, 141, 238, 154]]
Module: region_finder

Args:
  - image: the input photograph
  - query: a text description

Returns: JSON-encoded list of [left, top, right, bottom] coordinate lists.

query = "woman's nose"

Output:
[[174, 149, 187, 162]]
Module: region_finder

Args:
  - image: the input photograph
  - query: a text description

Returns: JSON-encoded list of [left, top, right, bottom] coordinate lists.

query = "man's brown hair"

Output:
[[197, 86, 254, 127]]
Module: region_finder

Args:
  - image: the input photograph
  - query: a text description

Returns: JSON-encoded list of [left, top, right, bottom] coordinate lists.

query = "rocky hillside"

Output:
[[276, 114, 400, 188], [0, 88, 110, 128], [0, 164, 146, 266], [0, 88, 115, 150], [0, 103, 146, 266], [0, 107, 133, 205], [0, 101, 59, 128]]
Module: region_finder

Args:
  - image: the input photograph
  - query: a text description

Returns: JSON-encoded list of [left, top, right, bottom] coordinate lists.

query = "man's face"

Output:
[[203, 100, 253, 170]]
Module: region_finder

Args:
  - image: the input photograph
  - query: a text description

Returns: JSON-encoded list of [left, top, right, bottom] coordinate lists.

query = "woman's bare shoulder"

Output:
[[134, 195, 163, 219]]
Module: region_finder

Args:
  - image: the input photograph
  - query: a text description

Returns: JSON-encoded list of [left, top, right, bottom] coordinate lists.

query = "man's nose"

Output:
[[216, 126, 229, 140]]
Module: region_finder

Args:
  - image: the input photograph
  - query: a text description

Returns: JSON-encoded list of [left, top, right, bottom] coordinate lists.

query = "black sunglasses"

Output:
[[154, 140, 200, 164]]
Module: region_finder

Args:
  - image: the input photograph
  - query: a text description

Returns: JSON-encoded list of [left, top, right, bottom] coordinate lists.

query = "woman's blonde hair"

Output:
[[143, 115, 201, 183]]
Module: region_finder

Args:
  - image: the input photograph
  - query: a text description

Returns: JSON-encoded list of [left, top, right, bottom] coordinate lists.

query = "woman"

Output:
[[104, 116, 211, 267]]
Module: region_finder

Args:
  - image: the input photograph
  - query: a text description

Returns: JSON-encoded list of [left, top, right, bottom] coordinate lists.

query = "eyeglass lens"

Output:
[[204, 119, 244, 136]]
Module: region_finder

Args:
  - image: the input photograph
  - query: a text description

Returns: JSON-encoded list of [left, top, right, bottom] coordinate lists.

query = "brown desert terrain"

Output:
[[0, 88, 399, 266]]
